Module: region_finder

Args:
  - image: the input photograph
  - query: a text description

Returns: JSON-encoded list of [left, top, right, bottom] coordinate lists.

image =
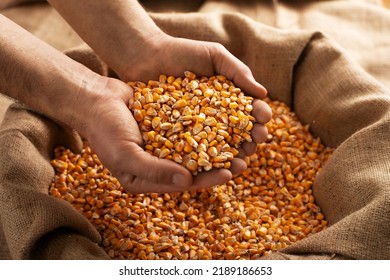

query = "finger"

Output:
[[119, 142, 193, 188], [119, 173, 191, 194], [241, 141, 257, 157], [229, 158, 247, 177], [252, 99, 272, 124], [250, 123, 269, 144], [212, 44, 267, 99], [238, 123, 268, 158], [122, 166, 234, 194], [192, 168, 232, 189], [237, 147, 247, 158]]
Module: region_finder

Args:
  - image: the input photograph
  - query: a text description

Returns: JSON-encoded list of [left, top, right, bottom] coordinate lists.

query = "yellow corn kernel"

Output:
[[50, 73, 333, 261]]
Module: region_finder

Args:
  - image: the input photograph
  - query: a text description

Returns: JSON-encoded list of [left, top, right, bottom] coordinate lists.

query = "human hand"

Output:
[[117, 34, 272, 179], [83, 73, 270, 194], [82, 77, 202, 194]]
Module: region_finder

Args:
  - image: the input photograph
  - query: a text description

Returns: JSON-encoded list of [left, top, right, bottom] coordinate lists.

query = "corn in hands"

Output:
[[128, 71, 255, 175]]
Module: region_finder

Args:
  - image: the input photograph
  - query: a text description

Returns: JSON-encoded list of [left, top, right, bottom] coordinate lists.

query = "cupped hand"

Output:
[[85, 77, 243, 194], [117, 34, 272, 179], [82, 77, 200, 194]]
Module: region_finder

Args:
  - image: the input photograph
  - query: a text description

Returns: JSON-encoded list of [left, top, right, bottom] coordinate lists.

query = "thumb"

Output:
[[212, 44, 267, 98], [121, 141, 193, 187]]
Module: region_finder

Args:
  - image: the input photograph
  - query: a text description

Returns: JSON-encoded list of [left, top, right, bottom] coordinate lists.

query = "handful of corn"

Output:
[[50, 73, 334, 260], [128, 71, 254, 175]]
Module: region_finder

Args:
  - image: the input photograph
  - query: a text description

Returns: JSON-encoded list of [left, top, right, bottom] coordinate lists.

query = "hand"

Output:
[[117, 34, 272, 179], [83, 72, 271, 195], [81, 77, 195, 194]]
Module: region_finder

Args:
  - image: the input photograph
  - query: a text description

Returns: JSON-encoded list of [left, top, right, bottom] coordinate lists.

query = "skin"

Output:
[[0, 1, 272, 194]]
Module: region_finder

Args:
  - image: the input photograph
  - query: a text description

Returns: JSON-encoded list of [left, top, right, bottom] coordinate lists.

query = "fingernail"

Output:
[[172, 173, 186, 186]]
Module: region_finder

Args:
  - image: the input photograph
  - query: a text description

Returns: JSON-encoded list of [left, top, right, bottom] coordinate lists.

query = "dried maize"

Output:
[[50, 89, 334, 260], [127, 71, 255, 175]]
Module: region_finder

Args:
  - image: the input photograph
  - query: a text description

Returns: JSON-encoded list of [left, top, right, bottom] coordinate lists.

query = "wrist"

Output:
[[0, 15, 105, 135], [58, 72, 109, 137], [48, 0, 166, 82], [73, 76, 134, 142]]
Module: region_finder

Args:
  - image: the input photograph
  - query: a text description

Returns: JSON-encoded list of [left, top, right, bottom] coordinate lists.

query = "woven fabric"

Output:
[[1, 0, 389, 259]]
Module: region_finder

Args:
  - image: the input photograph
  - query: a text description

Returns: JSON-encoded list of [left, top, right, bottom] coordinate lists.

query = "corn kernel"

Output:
[[50, 75, 334, 261]]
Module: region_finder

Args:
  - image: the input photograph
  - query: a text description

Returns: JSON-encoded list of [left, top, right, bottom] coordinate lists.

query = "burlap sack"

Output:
[[1, 0, 389, 259]]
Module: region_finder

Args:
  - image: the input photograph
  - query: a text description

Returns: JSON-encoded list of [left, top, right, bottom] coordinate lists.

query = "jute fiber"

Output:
[[1, 0, 389, 259]]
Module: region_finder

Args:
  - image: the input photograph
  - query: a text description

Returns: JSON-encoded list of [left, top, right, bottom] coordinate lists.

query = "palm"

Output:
[[90, 37, 272, 194]]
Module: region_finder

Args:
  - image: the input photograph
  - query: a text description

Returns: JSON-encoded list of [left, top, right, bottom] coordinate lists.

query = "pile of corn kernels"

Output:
[[128, 71, 255, 175], [50, 74, 334, 260]]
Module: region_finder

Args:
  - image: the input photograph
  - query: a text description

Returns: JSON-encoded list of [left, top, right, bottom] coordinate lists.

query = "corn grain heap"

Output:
[[50, 73, 334, 260], [128, 71, 255, 174]]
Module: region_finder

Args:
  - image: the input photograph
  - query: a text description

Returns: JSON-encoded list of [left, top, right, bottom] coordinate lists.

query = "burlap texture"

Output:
[[1, 0, 389, 259]]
